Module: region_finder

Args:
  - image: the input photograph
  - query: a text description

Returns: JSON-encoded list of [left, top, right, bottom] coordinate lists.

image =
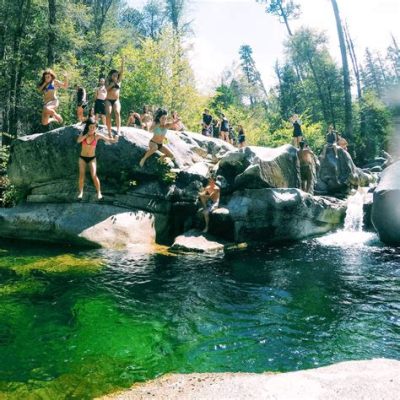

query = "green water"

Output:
[[0, 233, 399, 399]]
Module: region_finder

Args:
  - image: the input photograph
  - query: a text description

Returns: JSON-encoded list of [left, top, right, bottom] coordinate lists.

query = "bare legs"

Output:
[[78, 158, 102, 200], [139, 142, 175, 168], [41, 105, 62, 126], [293, 136, 302, 148], [76, 106, 85, 122], [105, 100, 121, 137], [96, 113, 106, 125], [220, 131, 229, 142]]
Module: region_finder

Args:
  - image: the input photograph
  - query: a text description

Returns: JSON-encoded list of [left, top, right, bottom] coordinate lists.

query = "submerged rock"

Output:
[[371, 160, 400, 244]]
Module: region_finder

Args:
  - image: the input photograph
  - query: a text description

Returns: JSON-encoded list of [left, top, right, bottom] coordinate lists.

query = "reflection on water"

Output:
[[0, 234, 399, 399]]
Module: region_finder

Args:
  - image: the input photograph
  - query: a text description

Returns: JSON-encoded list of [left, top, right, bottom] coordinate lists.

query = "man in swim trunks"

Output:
[[199, 177, 220, 233], [298, 141, 319, 194]]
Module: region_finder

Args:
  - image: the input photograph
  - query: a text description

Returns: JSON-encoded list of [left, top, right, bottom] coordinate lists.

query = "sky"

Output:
[[129, 0, 400, 94]]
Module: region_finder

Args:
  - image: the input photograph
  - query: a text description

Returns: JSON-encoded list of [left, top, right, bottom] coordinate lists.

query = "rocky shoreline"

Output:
[[98, 359, 400, 400]]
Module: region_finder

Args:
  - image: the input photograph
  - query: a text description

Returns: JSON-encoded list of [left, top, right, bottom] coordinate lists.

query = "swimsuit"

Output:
[[150, 140, 163, 150], [153, 126, 168, 136], [80, 136, 97, 163], [95, 99, 106, 115], [44, 82, 55, 92], [106, 99, 118, 107], [293, 121, 302, 137]]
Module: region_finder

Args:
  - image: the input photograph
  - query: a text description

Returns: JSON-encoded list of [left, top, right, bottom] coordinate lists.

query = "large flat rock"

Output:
[[0, 203, 163, 249], [99, 358, 400, 400]]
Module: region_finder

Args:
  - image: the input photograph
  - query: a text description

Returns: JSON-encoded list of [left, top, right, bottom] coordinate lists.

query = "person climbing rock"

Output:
[[199, 177, 220, 233], [290, 114, 303, 148], [298, 141, 319, 194]]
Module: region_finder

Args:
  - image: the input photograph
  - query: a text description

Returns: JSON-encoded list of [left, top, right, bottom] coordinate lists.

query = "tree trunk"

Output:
[[331, 0, 352, 139], [47, 0, 56, 66], [344, 22, 362, 100], [278, 3, 293, 36]]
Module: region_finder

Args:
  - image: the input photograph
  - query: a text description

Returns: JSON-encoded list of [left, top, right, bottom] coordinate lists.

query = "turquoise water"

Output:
[[0, 233, 400, 399]]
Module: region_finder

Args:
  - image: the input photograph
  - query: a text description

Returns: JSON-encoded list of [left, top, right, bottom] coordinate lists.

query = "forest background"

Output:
[[1, 0, 400, 165]]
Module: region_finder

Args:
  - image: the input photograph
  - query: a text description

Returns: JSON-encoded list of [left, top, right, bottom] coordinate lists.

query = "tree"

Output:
[[331, 0, 352, 139], [239, 45, 268, 106]]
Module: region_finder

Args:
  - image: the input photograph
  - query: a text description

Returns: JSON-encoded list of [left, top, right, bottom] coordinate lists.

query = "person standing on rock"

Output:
[[94, 77, 107, 125], [199, 177, 220, 233], [220, 114, 230, 142], [139, 108, 176, 168], [321, 124, 338, 159], [290, 114, 303, 148], [105, 57, 124, 137], [77, 118, 118, 200], [202, 109, 213, 136], [237, 125, 246, 149], [37, 69, 68, 127], [76, 86, 88, 123], [298, 141, 319, 194], [337, 132, 348, 152]]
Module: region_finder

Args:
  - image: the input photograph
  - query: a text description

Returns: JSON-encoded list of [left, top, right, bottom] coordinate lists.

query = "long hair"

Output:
[[83, 118, 97, 135], [38, 69, 56, 90], [154, 108, 168, 124], [106, 69, 119, 85]]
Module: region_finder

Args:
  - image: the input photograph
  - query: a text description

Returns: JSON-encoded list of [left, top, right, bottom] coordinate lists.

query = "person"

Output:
[[127, 111, 142, 128], [94, 77, 107, 125], [202, 109, 213, 136], [228, 127, 237, 146], [76, 86, 88, 122], [220, 113, 230, 142], [141, 105, 153, 131], [290, 114, 303, 148], [199, 177, 220, 233], [212, 119, 220, 138], [105, 57, 124, 137], [321, 124, 338, 159], [76, 118, 118, 200], [139, 108, 176, 168], [237, 125, 246, 148], [298, 141, 318, 193], [171, 111, 185, 132], [337, 132, 348, 151], [37, 69, 68, 127]]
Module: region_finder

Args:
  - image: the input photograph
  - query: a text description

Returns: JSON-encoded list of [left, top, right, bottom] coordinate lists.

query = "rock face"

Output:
[[0, 203, 160, 249], [1, 125, 347, 248], [371, 161, 400, 244], [217, 145, 300, 192], [316, 146, 375, 194], [210, 188, 346, 243]]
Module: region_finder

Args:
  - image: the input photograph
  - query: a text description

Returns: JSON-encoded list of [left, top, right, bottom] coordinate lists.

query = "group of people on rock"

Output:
[[201, 109, 246, 148]]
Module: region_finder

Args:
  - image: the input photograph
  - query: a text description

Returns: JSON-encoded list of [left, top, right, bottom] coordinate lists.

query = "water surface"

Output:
[[0, 233, 399, 399]]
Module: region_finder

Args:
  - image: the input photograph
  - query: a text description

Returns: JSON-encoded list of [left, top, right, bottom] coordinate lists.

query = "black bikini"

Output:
[[80, 155, 96, 164]]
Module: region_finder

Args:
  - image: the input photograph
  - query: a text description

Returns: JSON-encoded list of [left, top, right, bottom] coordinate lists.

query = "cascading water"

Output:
[[318, 188, 377, 246], [343, 189, 366, 232]]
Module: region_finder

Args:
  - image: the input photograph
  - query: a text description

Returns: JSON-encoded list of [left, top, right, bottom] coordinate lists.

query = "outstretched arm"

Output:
[[97, 133, 119, 144]]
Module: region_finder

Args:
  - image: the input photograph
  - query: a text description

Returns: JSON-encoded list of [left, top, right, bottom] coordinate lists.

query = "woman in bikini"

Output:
[[77, 118, 118, 200], [139, 108, 175, 168], [37, 69, 68, 126], [94, 77, 107, 125], [105, 57, 124, 137]]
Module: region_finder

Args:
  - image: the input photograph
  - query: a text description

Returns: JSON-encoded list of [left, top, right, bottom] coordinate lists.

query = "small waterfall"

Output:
[[318, 188, 377, 246], [343, 189, 366, 232]]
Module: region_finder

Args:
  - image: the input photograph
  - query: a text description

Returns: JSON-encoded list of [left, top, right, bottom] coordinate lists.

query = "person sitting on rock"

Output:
[[298, 141, 319, 194], [337, 132, 348, 152], [290, 114, 303, 148], [171, 111, 185, 132], [321, 124, 338, 159], [141, 105, 153, 131], [199, 177, 220, 233], [77, 118, 118, 200], [139, 108, 176, 168], [127, 110, 142, 128], [37, 69, 68, 127]]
